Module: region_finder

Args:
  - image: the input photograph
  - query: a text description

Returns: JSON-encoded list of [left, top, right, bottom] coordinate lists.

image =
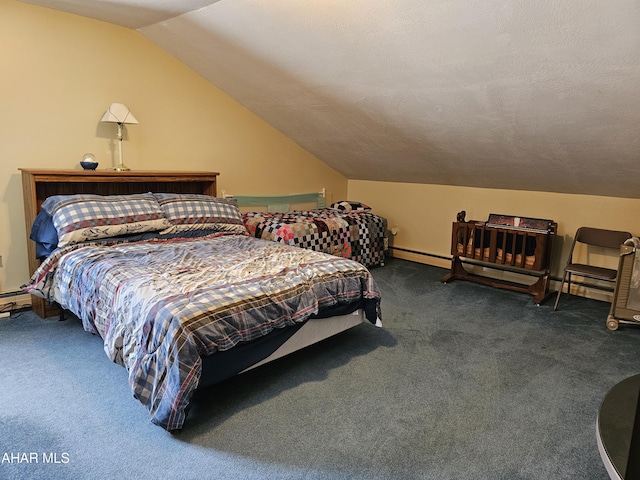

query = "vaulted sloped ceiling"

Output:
[[22, 0, 640, 198]]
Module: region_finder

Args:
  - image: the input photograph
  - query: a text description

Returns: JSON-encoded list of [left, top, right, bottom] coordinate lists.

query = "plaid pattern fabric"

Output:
[[154, 193, 247, 234], [41, 194, 171, 247], [23, 233, 381, 431], [243, 209, 387, 267]]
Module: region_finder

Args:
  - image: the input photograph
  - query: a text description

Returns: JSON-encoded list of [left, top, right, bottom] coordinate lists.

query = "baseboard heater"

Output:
[[390, 245, 616, 299], [0, 290, 25, 299], [389, 246, 450, 261]]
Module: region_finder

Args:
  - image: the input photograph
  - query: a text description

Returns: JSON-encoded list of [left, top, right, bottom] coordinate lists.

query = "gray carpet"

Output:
[[1, 258, 638, 479]]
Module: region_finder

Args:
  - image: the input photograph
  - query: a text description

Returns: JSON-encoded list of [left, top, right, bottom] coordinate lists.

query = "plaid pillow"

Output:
[[329, 201, 372, 212], [41, 193, 172, 247], [153, 193, 247, 234]]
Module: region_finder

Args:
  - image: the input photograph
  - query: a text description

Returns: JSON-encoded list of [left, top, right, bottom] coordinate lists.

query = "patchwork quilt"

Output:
[[23, 232, 381, 431], [242, 209, 387, 267]]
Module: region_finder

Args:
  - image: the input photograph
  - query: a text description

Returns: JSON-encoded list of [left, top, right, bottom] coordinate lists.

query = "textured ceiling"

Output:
[[22, 0, 640, 198]]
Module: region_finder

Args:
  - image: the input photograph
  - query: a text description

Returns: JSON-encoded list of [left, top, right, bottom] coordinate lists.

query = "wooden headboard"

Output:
[[20, 168, 219, 318]]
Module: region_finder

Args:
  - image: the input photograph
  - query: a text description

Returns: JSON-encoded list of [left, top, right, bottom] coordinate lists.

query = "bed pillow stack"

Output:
[[153, 193, 248, 235], [35, 193, 249, 256], [41, 193, 172, 248]]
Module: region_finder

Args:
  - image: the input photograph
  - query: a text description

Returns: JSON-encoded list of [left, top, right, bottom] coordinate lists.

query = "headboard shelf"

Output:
[[20, 168, 220, 318]]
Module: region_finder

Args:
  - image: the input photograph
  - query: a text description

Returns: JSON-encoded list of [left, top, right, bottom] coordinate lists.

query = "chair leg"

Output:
[[554, 274, 567, 311]]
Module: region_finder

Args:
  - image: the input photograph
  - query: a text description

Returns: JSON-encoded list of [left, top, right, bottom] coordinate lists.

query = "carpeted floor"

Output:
[[1, 257, 638, 479]]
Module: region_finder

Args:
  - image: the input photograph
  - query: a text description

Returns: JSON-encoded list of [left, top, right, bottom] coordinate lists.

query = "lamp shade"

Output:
[[101, 103, 139, 124]]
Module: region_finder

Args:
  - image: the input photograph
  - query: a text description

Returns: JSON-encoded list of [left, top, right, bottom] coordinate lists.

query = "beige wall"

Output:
[[349, 180, 640, 301], [0, 0, 347, 292], [2, 0, 637, 305]]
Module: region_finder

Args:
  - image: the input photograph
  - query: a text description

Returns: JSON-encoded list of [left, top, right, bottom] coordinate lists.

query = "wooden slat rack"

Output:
[[441, 216, 557, 304]]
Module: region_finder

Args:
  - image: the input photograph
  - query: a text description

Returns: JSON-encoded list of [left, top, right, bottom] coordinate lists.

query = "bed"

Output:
[[19, 169, 382, 432], [226, 190, 388, 268]]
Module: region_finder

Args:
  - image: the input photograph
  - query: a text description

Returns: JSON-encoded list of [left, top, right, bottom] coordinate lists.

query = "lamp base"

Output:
[[112, 163, 130, 172]]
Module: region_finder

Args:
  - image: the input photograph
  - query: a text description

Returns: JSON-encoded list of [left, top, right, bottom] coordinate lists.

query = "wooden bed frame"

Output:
[[20, 168, 219, 318], [20, 169, 374, 429], [19, 169, 369, 339]]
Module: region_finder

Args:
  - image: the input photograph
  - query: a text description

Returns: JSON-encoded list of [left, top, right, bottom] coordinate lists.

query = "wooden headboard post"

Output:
[[19, 169, 219, 318]]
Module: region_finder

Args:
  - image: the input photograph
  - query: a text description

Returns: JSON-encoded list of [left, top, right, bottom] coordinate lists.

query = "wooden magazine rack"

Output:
[[441, 214, 557, 304]]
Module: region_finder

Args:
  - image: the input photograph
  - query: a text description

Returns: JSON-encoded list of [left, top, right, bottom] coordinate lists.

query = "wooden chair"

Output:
[[554, 227, 632, 311]]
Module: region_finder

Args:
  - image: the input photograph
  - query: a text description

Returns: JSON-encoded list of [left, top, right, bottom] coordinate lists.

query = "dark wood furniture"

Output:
[[441, 218, 556, 304], [20, 168, 219, 319], [597, 374, 640, 479]]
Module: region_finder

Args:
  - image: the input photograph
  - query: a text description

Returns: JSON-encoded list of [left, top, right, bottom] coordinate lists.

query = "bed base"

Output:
[[198, 309, 365, 388], [241, 309, 364, 372]]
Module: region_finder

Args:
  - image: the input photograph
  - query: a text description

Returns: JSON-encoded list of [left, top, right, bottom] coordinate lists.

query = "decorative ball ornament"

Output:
[[80, 153, 98, 170]]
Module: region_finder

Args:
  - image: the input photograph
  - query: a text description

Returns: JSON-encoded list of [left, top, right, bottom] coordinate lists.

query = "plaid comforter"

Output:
[[243, 209, 387, 267], [23, 233, 381, 431]]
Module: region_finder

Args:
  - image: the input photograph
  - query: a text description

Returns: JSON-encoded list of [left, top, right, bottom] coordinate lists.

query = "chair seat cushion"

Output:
[[565, 263, 618, 280]]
